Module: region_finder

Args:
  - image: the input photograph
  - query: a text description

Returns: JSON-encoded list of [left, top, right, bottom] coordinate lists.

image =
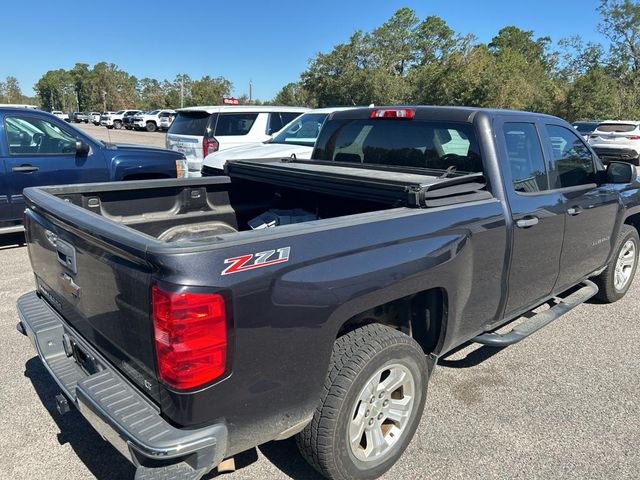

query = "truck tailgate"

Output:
[[24, 205, 160, 402]]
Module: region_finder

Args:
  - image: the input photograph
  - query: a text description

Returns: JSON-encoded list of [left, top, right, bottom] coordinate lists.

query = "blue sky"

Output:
[[1, 0, 606, 100]]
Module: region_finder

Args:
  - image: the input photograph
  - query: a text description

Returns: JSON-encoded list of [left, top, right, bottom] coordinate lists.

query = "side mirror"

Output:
[[606, 161, 635, 184], [75, 140, 90, 156]]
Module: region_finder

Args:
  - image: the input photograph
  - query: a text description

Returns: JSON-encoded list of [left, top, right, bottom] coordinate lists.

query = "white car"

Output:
[[88, 112, 101, 125], [133, 109, 175, 132], [202, 107, 353, 174], [166, 106, 309, 177], [588, 121, 640, 165], [159, 111, 176, 131], [51, 111, 69, 122], [101, 110, 140, 129]]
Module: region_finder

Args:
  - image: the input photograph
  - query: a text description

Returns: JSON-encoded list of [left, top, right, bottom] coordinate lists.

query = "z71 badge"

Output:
[[222, 247, 291, 275]]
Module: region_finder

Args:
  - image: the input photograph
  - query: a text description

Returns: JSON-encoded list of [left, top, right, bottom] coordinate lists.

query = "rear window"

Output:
[[214, 113, 258, 136], [314, 118, 483, 173], [169, 111, 211, 136], [596, 123, 637, 133], [573, 122, 599, 134]]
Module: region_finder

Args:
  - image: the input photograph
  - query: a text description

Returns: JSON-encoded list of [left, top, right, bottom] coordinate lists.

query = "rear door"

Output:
[[2, 114, 108, 220], [542, 123, 620, 290], [166, 111, 214, 174], [498, 119, 566, 317]]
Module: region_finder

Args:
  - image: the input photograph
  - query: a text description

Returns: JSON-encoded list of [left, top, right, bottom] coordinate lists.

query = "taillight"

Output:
[[203, 136, 219, 157], [370, 108, 415, 119], [152, 285, 228, 389], [627, 135, 640, 140]]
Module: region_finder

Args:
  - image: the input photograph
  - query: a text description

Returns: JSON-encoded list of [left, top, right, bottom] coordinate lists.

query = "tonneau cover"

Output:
[[226, 159, 492, 207]]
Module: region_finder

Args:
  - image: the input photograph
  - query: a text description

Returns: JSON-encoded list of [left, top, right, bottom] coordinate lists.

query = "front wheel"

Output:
[[593, 224, 639, 303], [146, 121, 157, 132], [296, 324, 429, 480]]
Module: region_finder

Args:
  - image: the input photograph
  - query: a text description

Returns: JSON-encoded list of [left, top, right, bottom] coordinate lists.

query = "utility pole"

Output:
[[180, 75, 184, 108], [249, 80, 253, 103]]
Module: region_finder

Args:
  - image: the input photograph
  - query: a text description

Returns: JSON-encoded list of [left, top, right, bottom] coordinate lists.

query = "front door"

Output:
[[2, 114, 108, 220], [499, 119, 566, 318], [542, 123, 620, 290]]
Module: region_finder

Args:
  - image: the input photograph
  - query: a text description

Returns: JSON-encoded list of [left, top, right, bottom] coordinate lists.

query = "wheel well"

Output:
[[336, 288, 447, 355], [122, 173, 169, 181], [624, 213, 640, 234]]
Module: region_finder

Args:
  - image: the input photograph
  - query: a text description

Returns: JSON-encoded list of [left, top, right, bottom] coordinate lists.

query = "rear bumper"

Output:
[[592, 146, 640, 162], [17, 291, 227, 475]]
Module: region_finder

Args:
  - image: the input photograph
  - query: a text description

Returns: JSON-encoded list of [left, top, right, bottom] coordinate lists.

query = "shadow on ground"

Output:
[[24, 357, 135, 479], [0, 232, 25, 250], [26, 357, 323, 480]]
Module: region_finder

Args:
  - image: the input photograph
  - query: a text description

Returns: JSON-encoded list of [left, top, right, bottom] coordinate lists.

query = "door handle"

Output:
[[12, 165, 39, 173], [567, 206, 582, 216], [515, 216, 539, 228]]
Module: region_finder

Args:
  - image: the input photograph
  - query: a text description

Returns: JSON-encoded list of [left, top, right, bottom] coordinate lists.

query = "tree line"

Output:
[[274, 0, 640, 121], [3, 0, 640, 120]]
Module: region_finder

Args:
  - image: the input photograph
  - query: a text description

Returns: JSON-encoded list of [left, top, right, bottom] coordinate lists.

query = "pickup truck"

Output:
[[0, 107, 188, 234], [133, 109, 175, 132], [101, 110, 141, 129], [16, 106, 640, 480]]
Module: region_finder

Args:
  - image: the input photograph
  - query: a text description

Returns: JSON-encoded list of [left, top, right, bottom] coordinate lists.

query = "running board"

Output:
[[473, 280, 598, 347], [0, 225, 23, 235]]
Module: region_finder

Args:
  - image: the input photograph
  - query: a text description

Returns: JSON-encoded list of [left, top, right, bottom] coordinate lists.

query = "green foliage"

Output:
[[278, 3, 640, 121], [33, 65, 232, 112]]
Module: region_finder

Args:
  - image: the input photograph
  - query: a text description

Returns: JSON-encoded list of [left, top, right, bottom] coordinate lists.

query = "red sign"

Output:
[[222, 97, 239, 105]]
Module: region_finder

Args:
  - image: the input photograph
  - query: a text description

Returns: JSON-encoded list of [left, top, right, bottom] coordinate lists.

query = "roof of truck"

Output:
[[329, 105, 563, 123]]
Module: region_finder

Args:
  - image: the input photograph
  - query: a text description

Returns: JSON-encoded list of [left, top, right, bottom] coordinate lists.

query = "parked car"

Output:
[[122, 110, 142, 130], [51, 111, 69, 122], [572, 120, 601, 140], [132, 109, 175, 132], [202, 107, 352, 173], [587, 120, 640, 165], [101, 110, 140, 129], [0, 107, 188, 234], [69, 112, 88, 123], [167, 105, 308, 176], [88, 112, 101, 125], [16, 106, 640, 480], [159, 111, 176, 131]]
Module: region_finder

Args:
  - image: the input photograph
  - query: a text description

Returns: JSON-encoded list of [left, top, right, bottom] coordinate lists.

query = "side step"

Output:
[[0, 225, 23, 235], [473, 280, 598, 347]]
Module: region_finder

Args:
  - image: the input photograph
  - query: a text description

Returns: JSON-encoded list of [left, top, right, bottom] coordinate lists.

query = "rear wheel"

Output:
[[114, 120, 122, 129], [146, 121, 157, 132], [593, 224, 639, 303], [296, 324, 429, 480]]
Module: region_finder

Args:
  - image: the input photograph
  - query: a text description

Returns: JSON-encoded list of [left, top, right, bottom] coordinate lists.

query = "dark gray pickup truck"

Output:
[[16, 107, 640, 480]]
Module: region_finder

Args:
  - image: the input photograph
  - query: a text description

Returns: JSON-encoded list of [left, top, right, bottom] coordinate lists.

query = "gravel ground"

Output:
[[74, 122, 168, 148], [0, 229, 638, 480]]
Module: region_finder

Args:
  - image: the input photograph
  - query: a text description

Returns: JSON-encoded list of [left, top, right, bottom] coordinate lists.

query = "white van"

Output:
[[166, 106, 308, 176]]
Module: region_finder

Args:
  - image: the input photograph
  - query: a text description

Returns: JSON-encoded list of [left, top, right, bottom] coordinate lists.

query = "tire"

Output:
[[146, 121, 157, 132], [296, 324, 429, 480], [106, 125, 113, 129], [114, 120, 122, 130], [593, 224, 639, 303]]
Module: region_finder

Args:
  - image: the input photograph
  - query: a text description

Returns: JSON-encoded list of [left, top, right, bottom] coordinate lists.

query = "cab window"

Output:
[[5, 116, 77, 155], [545, 125, 596, 188], [502, 123, 549, 193]]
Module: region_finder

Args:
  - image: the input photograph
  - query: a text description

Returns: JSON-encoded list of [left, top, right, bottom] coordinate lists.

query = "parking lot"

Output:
[[74, 123, 168, 148], [0, 127, 638, 480], [0, 234, 639, 479]]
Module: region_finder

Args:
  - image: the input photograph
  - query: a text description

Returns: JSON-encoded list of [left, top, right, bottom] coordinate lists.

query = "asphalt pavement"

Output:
[[0, 125, 638, 479]]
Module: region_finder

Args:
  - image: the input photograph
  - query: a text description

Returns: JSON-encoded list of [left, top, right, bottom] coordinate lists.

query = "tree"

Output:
[[565, 66, 620, 120], [138, 78, 166, 109], [188, 76, 231, 106], [3, 76, 23, 104], [273, 82, 311, 106]]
